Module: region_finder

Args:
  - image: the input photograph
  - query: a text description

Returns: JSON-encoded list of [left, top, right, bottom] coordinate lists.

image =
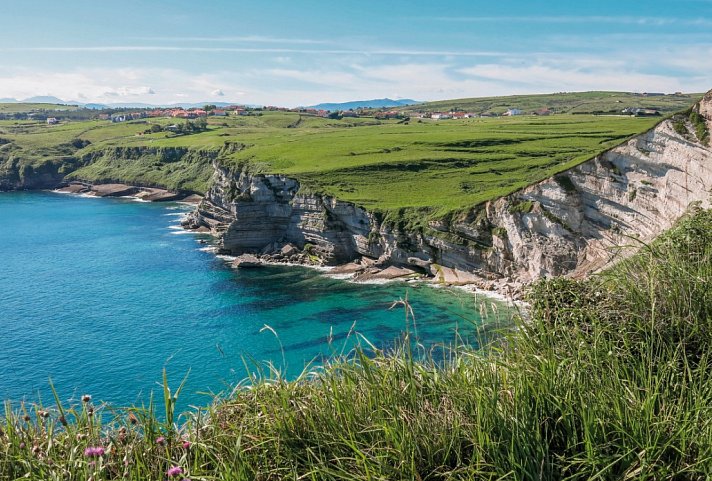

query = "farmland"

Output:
[[0, 94, 699, 216], [404, 91, 702, 116]]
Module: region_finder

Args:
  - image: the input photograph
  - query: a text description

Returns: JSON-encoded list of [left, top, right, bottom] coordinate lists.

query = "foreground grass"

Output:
[[2, 208, 710, 480]]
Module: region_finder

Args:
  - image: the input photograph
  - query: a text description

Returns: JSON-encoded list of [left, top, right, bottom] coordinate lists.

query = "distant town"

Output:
[[22, 103, 665, 127], [2, 91, 683, 124]]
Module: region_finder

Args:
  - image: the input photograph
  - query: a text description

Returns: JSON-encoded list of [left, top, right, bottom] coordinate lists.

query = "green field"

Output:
[[0, 91, 700, 216], [0, 103, 80, 114], [405, 91, 702, 115]]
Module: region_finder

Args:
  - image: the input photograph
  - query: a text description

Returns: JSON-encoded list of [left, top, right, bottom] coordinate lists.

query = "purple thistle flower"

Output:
[[84, 446, 105, 457], [166, 466, 183, 477]]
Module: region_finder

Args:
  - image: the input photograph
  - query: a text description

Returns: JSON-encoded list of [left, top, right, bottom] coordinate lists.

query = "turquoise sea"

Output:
[[0, 191, 509, 410]]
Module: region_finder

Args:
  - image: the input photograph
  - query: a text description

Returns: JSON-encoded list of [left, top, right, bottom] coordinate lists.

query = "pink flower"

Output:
[[182, 440, 191, 449], [166, 466, 183, 477], [84, 446, 105, 457], [156, 436, 165, 445]]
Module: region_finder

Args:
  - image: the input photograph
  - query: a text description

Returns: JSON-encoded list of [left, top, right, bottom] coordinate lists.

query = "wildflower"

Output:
[[84, 446, 105, 457], [32, 445, 40, 455], [128, 412, 138, 425], [156, 436, 165, 446], [87, 406, 94, 417], [23, 414, 31, 422], [37, 410, 49, 419], [166, 466, 183, 477], [59, 415, 67, 426], [76, 433, 88, 441], [82, 394, 92, 403], [182, 440, 191, 449], [19, 442, 26, 449]]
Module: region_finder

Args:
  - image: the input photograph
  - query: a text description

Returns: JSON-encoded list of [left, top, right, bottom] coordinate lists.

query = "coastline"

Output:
[[48, 181, 524, 306], [53, 181, 203, 204]]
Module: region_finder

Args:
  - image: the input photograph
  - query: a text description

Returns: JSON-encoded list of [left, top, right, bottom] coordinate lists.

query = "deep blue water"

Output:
[[0, 191, 509, 410]]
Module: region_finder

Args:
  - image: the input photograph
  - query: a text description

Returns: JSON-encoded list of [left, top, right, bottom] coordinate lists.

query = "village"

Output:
[[10, 95, 667, 126], [79, 103, 661, 126]]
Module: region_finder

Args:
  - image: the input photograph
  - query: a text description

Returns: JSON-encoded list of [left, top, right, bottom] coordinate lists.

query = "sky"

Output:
[[1, 0, 711, 106]]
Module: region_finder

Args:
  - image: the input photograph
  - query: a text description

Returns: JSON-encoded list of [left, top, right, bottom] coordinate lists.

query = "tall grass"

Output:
[[1, 208, 711, 480]]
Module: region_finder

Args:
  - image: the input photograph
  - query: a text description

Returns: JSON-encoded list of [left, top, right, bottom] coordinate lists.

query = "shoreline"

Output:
[[52, 181, 203, 204], [48, 181, 524, 305]]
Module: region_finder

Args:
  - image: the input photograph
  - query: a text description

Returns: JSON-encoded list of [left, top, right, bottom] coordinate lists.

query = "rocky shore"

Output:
[[182, 95, 712, 300], [55, 181, 203, 203]]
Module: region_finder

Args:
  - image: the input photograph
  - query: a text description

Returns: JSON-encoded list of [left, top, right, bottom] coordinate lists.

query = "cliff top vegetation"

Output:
[[0, 90, 703, 214]]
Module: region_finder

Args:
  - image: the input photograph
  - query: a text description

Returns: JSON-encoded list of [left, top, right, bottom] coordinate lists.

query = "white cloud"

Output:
[[433, 15, 712, 27], [0, 45, 507, 57], [0, 46, 709, 108], [136, 35, 330, 45]]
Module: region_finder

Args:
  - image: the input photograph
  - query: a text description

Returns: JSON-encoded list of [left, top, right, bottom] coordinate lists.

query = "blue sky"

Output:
[[2, 0, 711, 106]]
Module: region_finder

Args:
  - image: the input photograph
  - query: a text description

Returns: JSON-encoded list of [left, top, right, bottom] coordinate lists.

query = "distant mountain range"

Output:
[[305, 98, 420, 111], [0, 96, 420, 111]]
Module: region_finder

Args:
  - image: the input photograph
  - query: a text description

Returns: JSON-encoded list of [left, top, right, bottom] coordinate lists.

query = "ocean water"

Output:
[[0, 191, 510, 410]]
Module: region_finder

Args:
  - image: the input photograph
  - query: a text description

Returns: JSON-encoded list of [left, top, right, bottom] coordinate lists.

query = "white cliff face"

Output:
[[493, 118, 712, 283], [187, 164, 374, 264], [189, 93, 712, 290]]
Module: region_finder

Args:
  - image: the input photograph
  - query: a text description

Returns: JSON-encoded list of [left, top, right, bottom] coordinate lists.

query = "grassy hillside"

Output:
[[0, 109, 670, 212], [404, 91, 702, 115], [0, 103, 80, 114], [2, 207, 710, 480]]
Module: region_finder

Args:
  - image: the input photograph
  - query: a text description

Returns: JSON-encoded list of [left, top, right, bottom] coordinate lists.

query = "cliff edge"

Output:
[[185, 92, 712, 294]]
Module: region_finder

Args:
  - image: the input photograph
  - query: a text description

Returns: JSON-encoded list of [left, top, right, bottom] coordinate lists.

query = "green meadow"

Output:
[[403, 91, 702, 115], [0, 108, 670, 215]]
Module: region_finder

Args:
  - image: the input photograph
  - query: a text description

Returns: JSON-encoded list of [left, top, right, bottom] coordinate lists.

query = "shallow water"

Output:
[[0, 191, 510, 409]]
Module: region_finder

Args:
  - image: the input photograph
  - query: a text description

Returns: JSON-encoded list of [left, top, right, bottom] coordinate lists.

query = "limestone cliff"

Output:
[[186, 93, 712, 291]]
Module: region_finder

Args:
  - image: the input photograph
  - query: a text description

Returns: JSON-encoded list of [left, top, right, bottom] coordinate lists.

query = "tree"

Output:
[[195, 117, 208, 131]]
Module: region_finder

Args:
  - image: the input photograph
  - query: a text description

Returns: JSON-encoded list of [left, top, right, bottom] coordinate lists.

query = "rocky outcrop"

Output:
[[185, 93, 712, 293], [0, 145, 218, 194], [55, 181, 197, 202], [183, 164, 374, 264]]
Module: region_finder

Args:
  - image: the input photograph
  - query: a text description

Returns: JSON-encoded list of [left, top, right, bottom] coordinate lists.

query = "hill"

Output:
[[307, 98, 419, 111], [0, 103, 80, 114], [404, 91, 701, 115], [0, 109, 678, 212]]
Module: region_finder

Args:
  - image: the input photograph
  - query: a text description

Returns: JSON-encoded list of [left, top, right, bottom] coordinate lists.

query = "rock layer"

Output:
[[185, 94, 712, 291]]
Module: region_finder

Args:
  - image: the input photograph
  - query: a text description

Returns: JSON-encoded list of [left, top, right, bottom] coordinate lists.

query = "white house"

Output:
[[503, 108, 523, 116], [46, 117, 58, 125]]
